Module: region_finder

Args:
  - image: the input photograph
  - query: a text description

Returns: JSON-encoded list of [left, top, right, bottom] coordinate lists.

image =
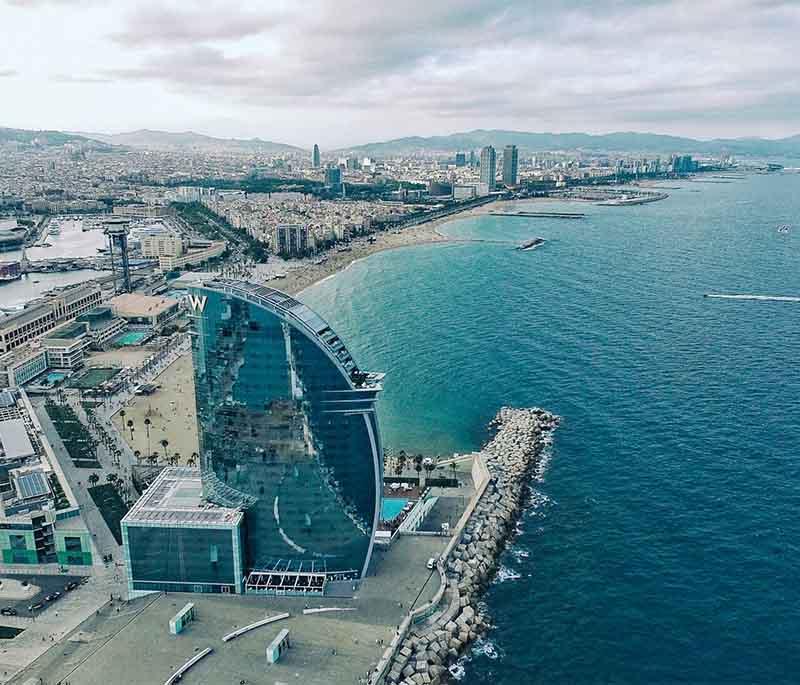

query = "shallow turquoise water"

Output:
[[301, 172, 800, 684]]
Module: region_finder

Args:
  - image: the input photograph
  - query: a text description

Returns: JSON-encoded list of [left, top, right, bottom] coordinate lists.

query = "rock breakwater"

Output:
[[381, 407, 560, 685]]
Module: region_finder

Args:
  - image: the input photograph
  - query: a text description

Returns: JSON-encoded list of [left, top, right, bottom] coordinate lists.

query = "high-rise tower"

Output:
[[312, 143, 321, 168], [502, 144, 519, 186], [480, 146, 497, 193]]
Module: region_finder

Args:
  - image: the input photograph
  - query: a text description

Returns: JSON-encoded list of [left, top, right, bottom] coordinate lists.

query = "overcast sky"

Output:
[[1, 0, 798, 147]]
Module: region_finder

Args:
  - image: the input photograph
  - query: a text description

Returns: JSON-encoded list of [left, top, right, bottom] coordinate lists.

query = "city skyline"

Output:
[[1, 0, 799, 147]]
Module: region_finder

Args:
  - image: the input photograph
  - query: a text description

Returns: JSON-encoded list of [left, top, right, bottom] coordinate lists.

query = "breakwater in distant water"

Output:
[[373, 407, 560, 685]]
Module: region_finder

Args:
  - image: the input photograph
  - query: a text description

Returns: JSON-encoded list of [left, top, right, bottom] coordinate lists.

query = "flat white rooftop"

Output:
[[0, 417, 35, 461]]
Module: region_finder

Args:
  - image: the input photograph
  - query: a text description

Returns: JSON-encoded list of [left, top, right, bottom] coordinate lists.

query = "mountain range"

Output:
[[0, 126, 113, 149], [74, 129, 303, 154], [2, 125, 799, 158], [335, 130, 800, 157]]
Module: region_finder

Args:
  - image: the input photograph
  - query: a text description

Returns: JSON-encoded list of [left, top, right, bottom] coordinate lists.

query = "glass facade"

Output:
[[125, 525, 239, 593], [190, 280, 383, 578]]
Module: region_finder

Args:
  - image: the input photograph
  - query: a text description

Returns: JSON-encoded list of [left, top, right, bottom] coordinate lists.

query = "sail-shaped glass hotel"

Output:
[[193, 280, 383, 586], [122, 279, 383, 595]]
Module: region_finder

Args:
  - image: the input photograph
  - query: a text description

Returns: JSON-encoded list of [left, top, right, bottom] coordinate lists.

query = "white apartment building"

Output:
[[141, 231, 185, 259]]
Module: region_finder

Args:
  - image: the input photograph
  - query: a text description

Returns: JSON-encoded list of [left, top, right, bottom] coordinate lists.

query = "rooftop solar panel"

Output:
[[15, 471, 50, 500]]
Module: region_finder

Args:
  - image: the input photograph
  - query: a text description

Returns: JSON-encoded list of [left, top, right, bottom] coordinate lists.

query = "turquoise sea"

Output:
[[301, 172, 800, 684]]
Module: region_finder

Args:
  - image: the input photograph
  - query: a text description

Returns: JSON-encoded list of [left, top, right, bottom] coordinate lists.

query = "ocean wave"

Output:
[[448, 662, 466, 680], [472, 638, 502, 660], [495, 565, 522, 583], [512, 548, 530, 561]]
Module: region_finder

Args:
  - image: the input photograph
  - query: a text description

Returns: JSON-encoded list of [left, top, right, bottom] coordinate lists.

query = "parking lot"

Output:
[[0, 574, 84, 619]]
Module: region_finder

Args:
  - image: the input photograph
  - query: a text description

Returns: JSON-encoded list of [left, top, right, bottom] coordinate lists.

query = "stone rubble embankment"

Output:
[[383, 407, 560, 685]]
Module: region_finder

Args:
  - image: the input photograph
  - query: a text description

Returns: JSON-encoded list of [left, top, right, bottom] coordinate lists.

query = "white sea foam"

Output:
[[495, 565, 522, 583], [472, 639, 502, 660], [448, 662, 466, 680]]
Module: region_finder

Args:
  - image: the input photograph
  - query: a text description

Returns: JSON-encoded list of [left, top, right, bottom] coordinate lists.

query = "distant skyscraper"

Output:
[[455, 152, 466, 167], [502, 145, 519, 186], [480, 146, 496, 193], [312, 144, 320, 168], [324, 165, 342, 188], [469, 150, 476, 167]]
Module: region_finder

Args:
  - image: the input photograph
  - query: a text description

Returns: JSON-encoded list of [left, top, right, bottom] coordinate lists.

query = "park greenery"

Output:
[[172, 201, 268, 262], [44, 399, 101, 469]]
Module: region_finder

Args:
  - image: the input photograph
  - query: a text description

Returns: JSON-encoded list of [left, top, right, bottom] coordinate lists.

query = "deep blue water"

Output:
[[301, 173, 800, 684]]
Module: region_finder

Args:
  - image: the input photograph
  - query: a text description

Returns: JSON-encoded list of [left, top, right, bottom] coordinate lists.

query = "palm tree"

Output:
[[106, 473, 118, 485], [88, 473, 100, 488], [144, 418, 152, 455], [126, 419, 135, 441], [187, 452, 198, 467], [160, 438, 169, 461], [397, 450, 407, 476], [133, 449, 142, 464], [423, 457, 436, 486], [450, 461, 458, 486], [413, 455, 423, 485], [147, 453, 158, 466]]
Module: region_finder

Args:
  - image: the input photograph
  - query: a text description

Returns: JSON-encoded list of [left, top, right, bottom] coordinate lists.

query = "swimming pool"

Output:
[[114, 330, 150, 346], [380, 498, 409, 522]]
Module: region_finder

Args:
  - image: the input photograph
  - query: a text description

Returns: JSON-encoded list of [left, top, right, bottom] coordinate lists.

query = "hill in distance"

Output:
[[0, 126, 113, 150], [338, 129, 800, 158], [79, 129, 305, 154]]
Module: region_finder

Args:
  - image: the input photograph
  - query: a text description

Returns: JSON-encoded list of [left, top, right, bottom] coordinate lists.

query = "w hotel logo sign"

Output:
[[188, 294, 208, 313]]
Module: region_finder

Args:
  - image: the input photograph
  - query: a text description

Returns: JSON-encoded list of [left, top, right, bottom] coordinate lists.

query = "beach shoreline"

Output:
[[273, 199, 510, 296]]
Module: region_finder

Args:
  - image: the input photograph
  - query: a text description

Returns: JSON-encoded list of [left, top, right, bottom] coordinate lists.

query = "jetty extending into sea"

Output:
[[371, 407, 560, 685], [490, 210, 585, 219]]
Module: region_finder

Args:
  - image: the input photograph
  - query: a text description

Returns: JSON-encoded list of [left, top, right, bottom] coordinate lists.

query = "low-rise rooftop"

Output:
[[123, 467, 243, 527], [110, 293, 179, 318], [0, 417, 35, 460]]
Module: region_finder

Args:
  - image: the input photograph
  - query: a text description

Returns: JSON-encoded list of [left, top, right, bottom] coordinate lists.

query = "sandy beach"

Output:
[[273, 200, 503, 295], [112, 353, 200, 462]]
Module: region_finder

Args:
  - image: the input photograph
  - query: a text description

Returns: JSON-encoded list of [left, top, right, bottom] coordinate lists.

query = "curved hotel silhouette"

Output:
[[122, 279, 384, 595]]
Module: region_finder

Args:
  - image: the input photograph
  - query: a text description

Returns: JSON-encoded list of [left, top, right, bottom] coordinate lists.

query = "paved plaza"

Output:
[[8, 536, 449, 685]]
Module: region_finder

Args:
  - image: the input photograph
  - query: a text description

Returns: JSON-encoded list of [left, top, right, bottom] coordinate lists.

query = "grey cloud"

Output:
[[111, 4, 283, 46], [103, 0, 800, 131], [0, 68, 19, 77], [51, 74, 114, 84], [5, 0, 101, 6]]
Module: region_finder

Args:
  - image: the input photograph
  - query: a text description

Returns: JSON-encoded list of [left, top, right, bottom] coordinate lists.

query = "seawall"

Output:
[[371, 406, 560, 685]]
